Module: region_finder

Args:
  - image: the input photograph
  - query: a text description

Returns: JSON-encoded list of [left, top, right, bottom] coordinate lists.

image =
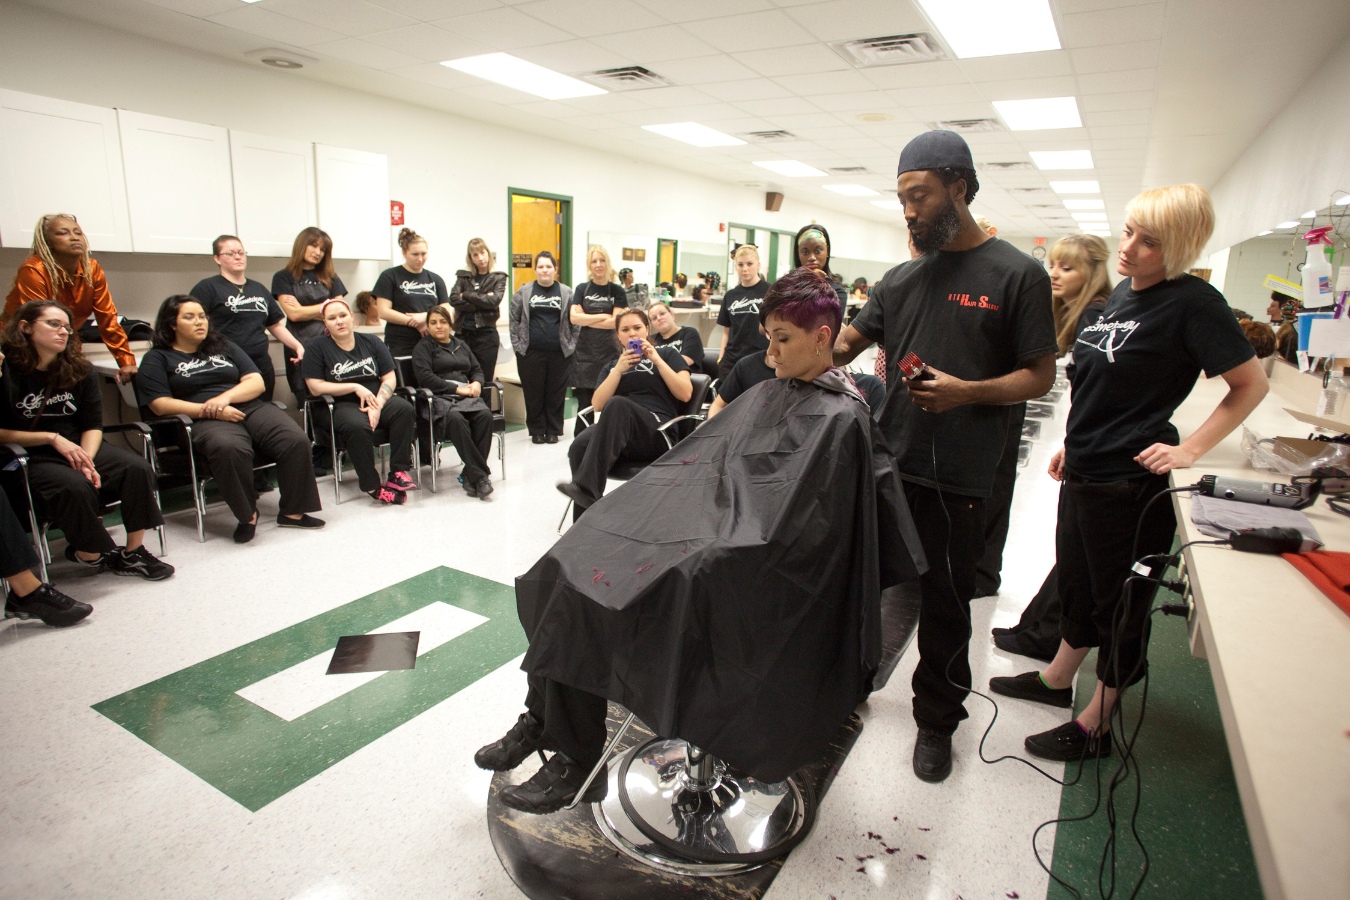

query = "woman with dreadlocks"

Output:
[[5, 214, 137, 384]]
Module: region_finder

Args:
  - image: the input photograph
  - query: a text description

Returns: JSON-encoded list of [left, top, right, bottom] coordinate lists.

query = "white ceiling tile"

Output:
[[1059, 3, 1166, 49], [590, 24, 710, 63], [1055, 0, 1158, 13], [861, 61, 968, 90], [1089, 124, 1146, 141], [141, 0, 245, 16], [650, 54, 762, 86], [266, 0, 417, 36], [1082, 108, 1151, 127], [983, 75, 1080, 102], [1076, 68, 1156, 95], [311, 37, 416, 70], [1080, 90, 1154, 112], [365, 0, 502, 19], [1068, 40, 1160, 74], [512, 99, 584, 119], [554, 91, 653, 113], [733, 96, 827, 117], [518, 0, 670, 37], [736, 42, 852, 77], [205, 5, 346, 46], [779, 0, 929, 42], [555, 113, 630, 128], [457, 81, 549, 105], [698, 78, 795, 103], [958, 50, 1073, 82], [514, 39, 636, 72], [633, 0, 772, 21], [625, 85, 722, 109], [1091, 139, 1147, 153], [794, 124, 867, 141], [366, 24, 492, 61], [431, 7, 573, 48], [885, 83, 986, 108], [773, 69, 876, 96], [699, 10, 817, 52], [756, 111, 846, 129], [388, 60, 481, 90], [817, 90, 895, 112]]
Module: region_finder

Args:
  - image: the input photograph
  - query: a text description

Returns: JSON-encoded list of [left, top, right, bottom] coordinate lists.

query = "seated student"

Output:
[[647, 301, 703, 373], [411, 304, 494, 500], [1, 489, 91, 627], [0, 300, 172, 579], [136, 295, 324, 543], [555, 308, 691, 517], [478, 267, 923, 813], [302, 298, 417, 506]]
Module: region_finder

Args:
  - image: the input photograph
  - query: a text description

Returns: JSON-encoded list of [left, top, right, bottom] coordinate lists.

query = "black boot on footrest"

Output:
[[499, 752, 606, 814], [475, 712, 546, 771]]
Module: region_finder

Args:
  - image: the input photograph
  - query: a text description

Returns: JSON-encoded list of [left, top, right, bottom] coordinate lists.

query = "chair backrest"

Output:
[[394, 356, 416, 390], [684, 373, 712, 417], [702, 348, 720, 377]]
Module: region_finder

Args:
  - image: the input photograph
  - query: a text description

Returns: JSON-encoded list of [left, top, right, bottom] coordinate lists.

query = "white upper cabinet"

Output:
[[117, 109, 235, 254], [229, 131, 317, 259], [0, 90, 133, 252], [315, 144, 389, 261]]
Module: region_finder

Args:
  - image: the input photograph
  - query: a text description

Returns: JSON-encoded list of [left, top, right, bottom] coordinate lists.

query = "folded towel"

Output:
[[1281, 551, 1350, 619]]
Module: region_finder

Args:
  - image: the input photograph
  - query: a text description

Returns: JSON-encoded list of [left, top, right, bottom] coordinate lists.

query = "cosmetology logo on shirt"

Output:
[[399, 280, 438, 296], [224, 291, 269, 314], [530, 294, 561, 310], [331, 357, 378, 380], [174, 355, 232, 377], [1076, 319, 1139, 363], [18, 390, 76, 419], [726, 297, 762, 316]]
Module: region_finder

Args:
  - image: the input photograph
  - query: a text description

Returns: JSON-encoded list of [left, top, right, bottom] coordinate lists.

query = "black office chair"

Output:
[[0, 422, 166, 572], [557, 372, 712, 531], [141, 405, 284, 542], [303, 392, 421, 505], [393, 356, 507, 493]]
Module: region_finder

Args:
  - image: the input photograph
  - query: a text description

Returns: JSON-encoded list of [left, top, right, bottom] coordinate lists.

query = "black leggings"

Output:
[[324, 396, 416, 493], [567, 396, 667, 508], [462, 328, 501, 383], [25, 445, 163, 554], [432, 407, 493, 483]]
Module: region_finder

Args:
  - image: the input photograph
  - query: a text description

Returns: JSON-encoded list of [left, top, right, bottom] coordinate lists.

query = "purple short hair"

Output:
[[758, 267, 842, 342]]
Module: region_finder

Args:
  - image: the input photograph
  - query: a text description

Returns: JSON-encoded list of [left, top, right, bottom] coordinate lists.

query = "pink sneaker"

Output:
[[387, 471, 418, 492]]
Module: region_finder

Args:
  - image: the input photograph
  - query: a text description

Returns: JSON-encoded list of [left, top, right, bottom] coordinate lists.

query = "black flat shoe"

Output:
[[233, 518, 257, 544], [1025, 721, 1111, 762], [912, 728, 952, 783], [555, 481, 592, 510], [499, 752, 606, 814], [989, 670, 1073, 708], [993, 632, 1058, 663], [475, 712, 546, 771], [531, 435, 545, 445], [545, 434, 559, 444]]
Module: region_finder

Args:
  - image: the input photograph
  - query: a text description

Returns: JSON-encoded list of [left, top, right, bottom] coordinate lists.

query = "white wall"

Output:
[[1205, 36, 1350, 255], [0, 3, 908, 319]]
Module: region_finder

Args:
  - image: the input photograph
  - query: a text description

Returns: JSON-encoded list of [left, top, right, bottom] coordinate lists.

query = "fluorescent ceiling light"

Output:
[[754, 160, 827, 178], [1258, 230, 1273, 236], [642, 122, 745, 148], [1085, 228, 1113, 237], [915, 0, 1060, 58], [992, 97, 1081, 131], [871, 199, 903, 210], [1276, 220, 1301, 229], [1336, 195, 1350, 206], [1030, 150, 1094, 170], [1063, 198, 1105, 210], [1050, 180, 1100, 194], [1072, 212, 1108, 221], [1302, 209, 1317, 218], [824, 184, 880, 197], [441, 53, 605, 100]]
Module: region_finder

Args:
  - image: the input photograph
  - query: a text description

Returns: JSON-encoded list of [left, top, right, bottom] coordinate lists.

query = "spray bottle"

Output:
[[1302, 225, 1335, 309]]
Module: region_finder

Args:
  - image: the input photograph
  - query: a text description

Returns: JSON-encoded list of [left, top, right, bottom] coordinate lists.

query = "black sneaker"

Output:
[[461, 477, 478, 497], [102, 546, 175, 581], [475, 478, 494, 499], [912, 728, 952, 783], [475, 712, 546, 771], [499, 752, 606, 814], [555, 481, 592, 510], [63, 545, 105, 569], [1025, 721, 1111, 762], [545, 434, 559, 444], [4, 583, 92, 627], [989, 671, 1073, 708], [531, 435, 545, 445], [277, 513, 325, 529]]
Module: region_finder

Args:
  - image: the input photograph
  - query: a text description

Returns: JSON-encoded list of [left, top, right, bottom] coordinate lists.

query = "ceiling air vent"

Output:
[[1030, 203, 1064, 208], [580, 66, 673, 91], [1009, 187, 1052, 195], [925, 118, 1005, 134], [985, 161, 1034, 171], [742, 130, 797, 142], [828, 166, 869, 175], [833, 33, 948, 68]]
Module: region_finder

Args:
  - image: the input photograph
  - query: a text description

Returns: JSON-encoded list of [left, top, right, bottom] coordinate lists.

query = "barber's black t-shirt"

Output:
[[301, 332, 394, 403], [272, 269, 347, 344], [0, 365, 102, 443], [136, 341, 260, 405], [716, 280, 769, 365], [374, 265, 448, 353], [597, 346, 690, 423], [716, 350, 776, 405], [190, 275, 284, 358], [1065, 275, 1255, 481], [852, 238, 1055, 497], [527, 282, 564, 351], [651, 325, 704, 373], [570, 281, 629, 387]]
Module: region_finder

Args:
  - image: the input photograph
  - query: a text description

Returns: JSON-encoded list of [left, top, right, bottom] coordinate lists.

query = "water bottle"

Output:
[[1317, 368, 1347, 418]]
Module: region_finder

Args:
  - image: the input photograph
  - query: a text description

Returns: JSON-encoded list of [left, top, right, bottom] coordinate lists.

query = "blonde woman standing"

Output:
[[716, 244, 768, 379], [567, 245, 628, 434], [450, 238, 508, 382]]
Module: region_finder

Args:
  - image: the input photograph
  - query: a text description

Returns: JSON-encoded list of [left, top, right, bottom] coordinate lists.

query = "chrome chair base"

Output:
[[592, 738, 815, 874]]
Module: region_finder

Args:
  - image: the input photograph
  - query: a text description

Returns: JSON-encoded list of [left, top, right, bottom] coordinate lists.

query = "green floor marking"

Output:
[[93, 567, 525, 812], [1047, 585, 1262, 899]]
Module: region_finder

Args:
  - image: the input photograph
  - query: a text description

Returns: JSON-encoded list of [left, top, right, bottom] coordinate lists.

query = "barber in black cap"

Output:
[[835, 130, 1056, 782]]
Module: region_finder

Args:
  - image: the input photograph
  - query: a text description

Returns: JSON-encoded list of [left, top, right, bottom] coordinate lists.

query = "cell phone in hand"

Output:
[[628, 339, 643, 355]]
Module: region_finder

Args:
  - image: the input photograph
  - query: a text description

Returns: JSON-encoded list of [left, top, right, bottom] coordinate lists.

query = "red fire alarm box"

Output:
[[390, 201, 405, 227]]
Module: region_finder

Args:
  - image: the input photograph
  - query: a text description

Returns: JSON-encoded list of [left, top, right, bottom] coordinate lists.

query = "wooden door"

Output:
[[510, 194, 561, 293], [657, 239, 677, 285]]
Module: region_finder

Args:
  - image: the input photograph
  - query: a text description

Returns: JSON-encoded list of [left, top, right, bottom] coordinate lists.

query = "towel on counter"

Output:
[[1281, 551, 1350, 619], [1189, 494, 1322, 544]]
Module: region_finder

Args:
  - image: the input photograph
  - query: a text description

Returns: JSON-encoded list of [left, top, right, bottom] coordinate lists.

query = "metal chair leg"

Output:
[[557, 499, 572, 535], [564, 711, 636, 811]]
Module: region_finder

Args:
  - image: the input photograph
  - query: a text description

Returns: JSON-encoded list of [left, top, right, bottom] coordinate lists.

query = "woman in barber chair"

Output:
[[478, 267, 921, 814]]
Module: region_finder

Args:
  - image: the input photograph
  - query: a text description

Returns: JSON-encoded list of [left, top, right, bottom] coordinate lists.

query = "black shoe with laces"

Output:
[[989, 670, 1073, 708], [499, 752, 606, 814], [475, 713, 547, 771], [63, 545, 105, 569], [1025, 721, 1111, 762], [102, 546, 175, 581], [4, 583, 92, 627], [461, 476, 478, 497], [475, 478, 494, 499], [912, 728, 953, 783]]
